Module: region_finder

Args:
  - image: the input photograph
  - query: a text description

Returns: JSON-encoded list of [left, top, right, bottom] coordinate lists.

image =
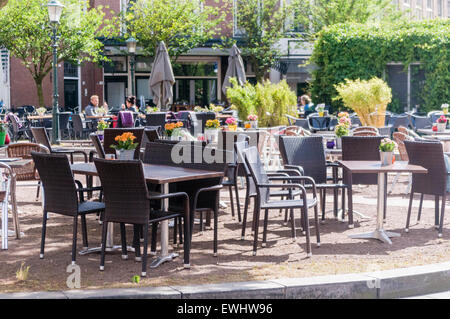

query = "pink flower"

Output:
[[225, 117, 237, 125]]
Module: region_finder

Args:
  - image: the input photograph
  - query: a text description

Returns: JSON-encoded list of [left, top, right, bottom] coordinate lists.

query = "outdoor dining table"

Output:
[[338, 160, 427, 244], [71, 162, 223, 268], [422, 135, 450, 152], [27, 115, 53, 121], [85, 115, 114, 120], [0, 158, 31, 249], [417, 128, 450, 135]]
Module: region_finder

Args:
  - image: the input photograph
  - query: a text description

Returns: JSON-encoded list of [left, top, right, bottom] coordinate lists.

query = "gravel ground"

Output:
[[0, 173, 449, 293]]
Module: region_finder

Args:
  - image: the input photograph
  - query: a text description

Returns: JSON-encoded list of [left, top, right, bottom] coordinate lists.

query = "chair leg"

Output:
[[199, 211, 203, 232], [120, 223, 127, 259], [100, 221, 108, 271], [321, 189, 326, 220], [435, 196, 440, 229], [417, 193, 424, 221], [151, 222, 158, 254], [262, 208, 269, 247], [347, 185, 354, 228], [234, 184, 241, 222], [183, 213, 191, 268], [173, 217, 178, 245], [438, 195, 446, 238], [241, 191, 250, 240], [252, 202, 261, 256], [71, 215, 78, 265], [228, 186, 235, 219], [319, 189, 325, 221], [133, 224, 141, 261], [178, 217, 183, 245], [213, 206, 218, 257], [290, 208, 296, 241], [81, 214, 88, 249], [313, 203, 320, 247], [405, 191, 414, 232], [36, 181, 41, 201], [39, 211, 48, 259], [303, 206, 312, 257], [333, 187, 338, 218], [341, 187, 346, 221], [141, 222, 149, 276]]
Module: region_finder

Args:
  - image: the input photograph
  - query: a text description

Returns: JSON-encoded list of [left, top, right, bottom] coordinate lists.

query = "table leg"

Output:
[[349, 172, 400, 244], [1, 177, 11, 250], [150, 183, 179, 268]]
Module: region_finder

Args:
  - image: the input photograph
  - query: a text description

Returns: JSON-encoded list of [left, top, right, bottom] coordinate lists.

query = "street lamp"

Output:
[[47, 0, 64, 144], [126, 37, 137, 96]]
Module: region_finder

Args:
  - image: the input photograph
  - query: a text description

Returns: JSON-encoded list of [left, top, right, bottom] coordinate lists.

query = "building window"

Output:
[[64, 62, 79, 78], [103, 56, 127, 74], [437, 0, 443, 16], [233, 0, 246, 37]]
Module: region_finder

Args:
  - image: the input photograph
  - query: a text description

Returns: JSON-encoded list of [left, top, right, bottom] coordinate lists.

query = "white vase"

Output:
[[116, 149, 135, 160], [335, 137, 342, 149], [380, 151, 393, 166], [250, 120, 258, 129], [437, 123, 446, 132], [205, 129, 219, 143]]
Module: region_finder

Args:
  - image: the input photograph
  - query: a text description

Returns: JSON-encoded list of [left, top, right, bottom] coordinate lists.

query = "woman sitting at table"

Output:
[[121, 96, 138, 113], [300, 95, 315, 116]]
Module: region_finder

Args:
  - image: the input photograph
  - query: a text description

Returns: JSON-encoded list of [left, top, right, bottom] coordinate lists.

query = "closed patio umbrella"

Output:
[[222, 44, 246, 96], [149, 41, 175, 110]]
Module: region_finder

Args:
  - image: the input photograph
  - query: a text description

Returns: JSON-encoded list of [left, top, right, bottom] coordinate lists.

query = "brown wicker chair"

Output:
[[31, 152, 104, 265], [352, 130, 378, 136], [89, 133, 106, 159], [94, 158, 190, 276], [404, 140, 448, 237], [31, 127, 88, 163], [103, 128, 144, 160], [389, 132, 414, 194], [7, 142, 49, 200], [352, 126, 379, 133]]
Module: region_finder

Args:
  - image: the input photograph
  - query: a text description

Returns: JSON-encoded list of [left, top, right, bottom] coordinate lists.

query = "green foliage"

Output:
[[291, 0, 405, 41], [310, 20, 450, 114], [0, 0, 119, 107], [221, 0, 292, 82], [125, 0, 225, 60], [226, 78, 297, 127]]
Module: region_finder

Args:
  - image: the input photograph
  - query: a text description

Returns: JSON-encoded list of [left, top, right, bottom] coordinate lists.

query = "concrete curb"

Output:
[[1, 261, 450, 299]]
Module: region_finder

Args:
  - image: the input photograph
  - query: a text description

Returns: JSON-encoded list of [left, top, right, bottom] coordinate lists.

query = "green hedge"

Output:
[[310, 20, 449, 113]]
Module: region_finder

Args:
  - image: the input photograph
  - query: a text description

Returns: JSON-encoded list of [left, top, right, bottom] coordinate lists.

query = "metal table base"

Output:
[[349, 229, 400, 245]]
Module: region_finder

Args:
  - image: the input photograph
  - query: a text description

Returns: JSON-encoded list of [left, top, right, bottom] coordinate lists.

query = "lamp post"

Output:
[[47, 0, 64, 144], [126, 37, 137, 96]]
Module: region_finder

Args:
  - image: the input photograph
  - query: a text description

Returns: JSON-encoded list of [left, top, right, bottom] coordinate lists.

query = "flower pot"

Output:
[[0, 131, 6, 146], [205, 129, 219, 143], [318, 112, 324, 117], [443, 108, 448, 115], [250, 120, 258, 129], [96, 131, 104, 141], [170, 135, 181, 141], [116, 149, 135, 160], [437, 123, 446, 132], [326, 140, 335, 149], [228, 124, 237, 131], [380, 151, 394, 166], [335, 137, 342, 149]]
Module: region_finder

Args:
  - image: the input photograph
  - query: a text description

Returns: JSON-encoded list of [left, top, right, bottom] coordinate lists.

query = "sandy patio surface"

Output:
[[0, 172, 449, 293]]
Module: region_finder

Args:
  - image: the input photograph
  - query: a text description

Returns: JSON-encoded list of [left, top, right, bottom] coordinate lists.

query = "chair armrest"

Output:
[[193, 184, 223, 210], [71, 150, 88, 163], [75, 180, 102, 202], [268, 175, 317, 197], [258, 183, 308, 199], [148, 191, 189, 201], [284, 164, 304, 175]]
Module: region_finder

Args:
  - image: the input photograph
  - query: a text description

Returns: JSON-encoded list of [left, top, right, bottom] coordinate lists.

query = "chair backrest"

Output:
[[145, 112, 167, 131], [279, 136, 327, 184], [31, 152, 78, 215], [71, 114, 85, 132], [352, 130, 378, 136], [393, 132, 413, 161], [118, 111, 135, 128], [144, 128, 160, 143], [294, 118, 310, 129], [404, 140, 446, 196], [349, 113, 362, 126], [389, 114, 410, 129], [94, 158, 150, 224], [234, 134, 257, 195], [59, 112, 71, 130], [89, 133, 106, 159], [243, 146, 270, 204], [342, 136, 386, 185], [195, 112, 216, 133], [411, 114, 432, 130], [353, 126, 378, 133], [103, 128, 144, 159], [31, 127, 52, 150], [308, 115, 331, 130], [427, 111, 443, 124]]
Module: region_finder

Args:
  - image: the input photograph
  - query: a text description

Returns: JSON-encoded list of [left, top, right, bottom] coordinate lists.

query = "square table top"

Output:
[[338, 160, 427, 174], [71, 162, 224, 184], [417, 129, 450, 135]]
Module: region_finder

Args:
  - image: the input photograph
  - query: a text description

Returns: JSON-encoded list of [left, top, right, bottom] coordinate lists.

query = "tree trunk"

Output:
[[35, 78, 45, 108]]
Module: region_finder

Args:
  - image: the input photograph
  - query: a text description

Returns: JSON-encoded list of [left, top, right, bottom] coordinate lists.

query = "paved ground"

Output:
[[405, 290, 450, 299], [0, 169, 449, 293]]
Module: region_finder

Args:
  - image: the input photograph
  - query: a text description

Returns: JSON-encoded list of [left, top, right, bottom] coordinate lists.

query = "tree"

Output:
[[0, 0, 118, 107], [230, 0, 293, 82], [291, 0, 405, 41], [125, 0, 226, 59]]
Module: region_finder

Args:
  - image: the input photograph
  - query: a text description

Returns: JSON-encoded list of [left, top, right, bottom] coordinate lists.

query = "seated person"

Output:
[[85, 95, 100, 116], [121, 95, 138, 113], [300, 95, 315, 116]]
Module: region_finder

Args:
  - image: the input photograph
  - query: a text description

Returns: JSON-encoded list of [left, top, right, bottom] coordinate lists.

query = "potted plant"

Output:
[[334, 77, 392, 128], [204, 119, 220, 143], [165, 121, 184, 140], [316, 104, 325, 117], [0, 121, 8, 146], [110, 132, 138, 160], [225, 117, 237, 131], [96, 106, 107, 116], [36, 107, 46, 116], [442, 103, 449, 115], [379, 138, 396, 166], [145, 106, 159, 114], [436, 115, 447, 132], [97, 120, 109, 141], [247, 114, 258, 128], [209, 104, 224, 113], [334, 113, 351, 148]]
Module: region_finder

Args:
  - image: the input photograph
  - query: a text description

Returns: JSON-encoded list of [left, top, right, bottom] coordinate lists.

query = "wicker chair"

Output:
[[7, 113, 31, 142], [352, 126, 379, 134], [341, 136, 387, 224], [94, 158, 190, 276], [89, 133, 106, 159], [279, 136, 350, 225], [145, 112, 167, 132], [404, 140, 448, 237], [352, 130, 378, 136], [103, 128, 144, 160], [243, 146, 320, 256], [31, 152, 104, 265], [31, 127, 88, 163], [389, 132, 414, 194], [7, 142, 49, 200]]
